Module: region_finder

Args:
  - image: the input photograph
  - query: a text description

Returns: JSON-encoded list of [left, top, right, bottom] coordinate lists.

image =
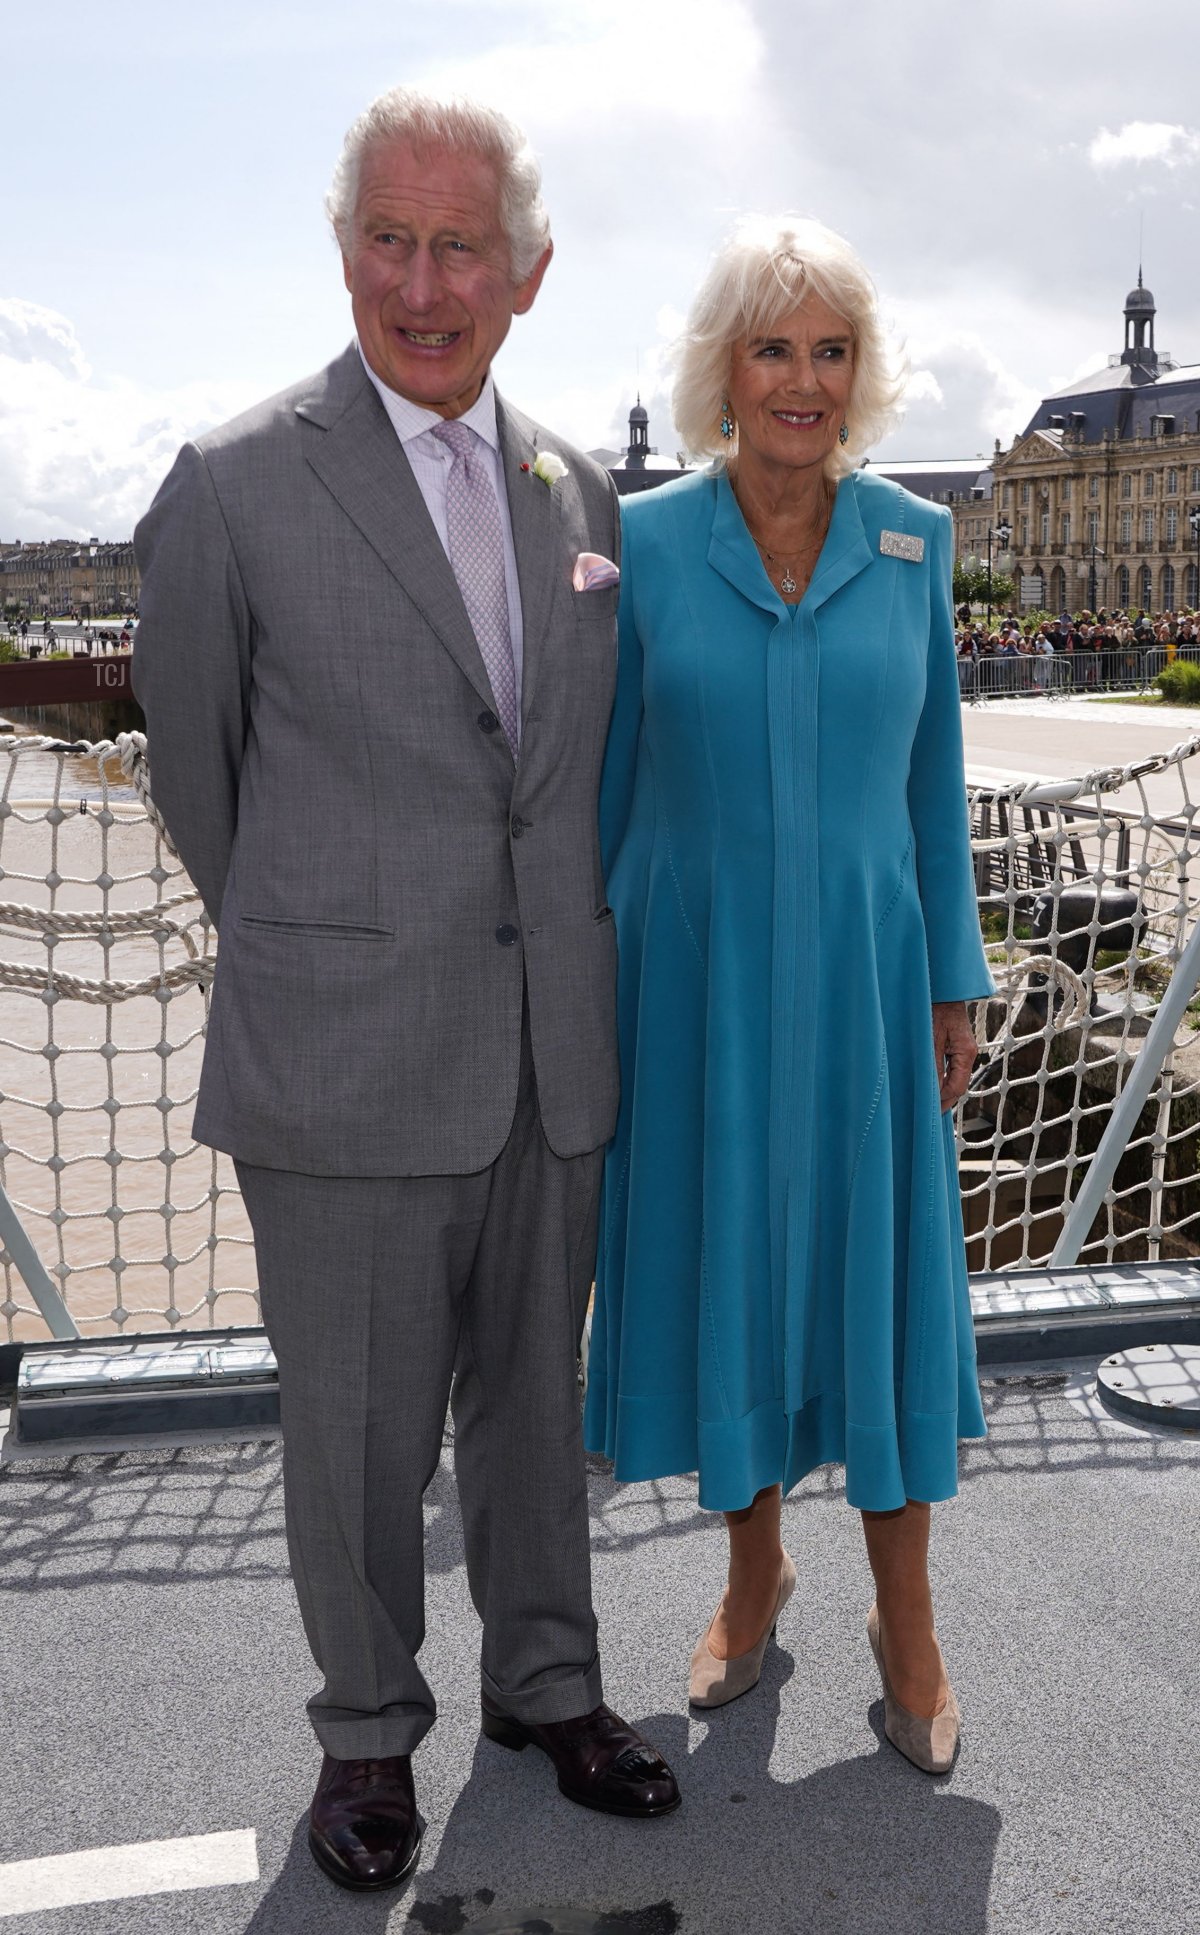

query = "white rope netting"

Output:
[[963, 731, 1200, 1272], [0, 732, 256, 1343], [2, 727, 1198, 1346]]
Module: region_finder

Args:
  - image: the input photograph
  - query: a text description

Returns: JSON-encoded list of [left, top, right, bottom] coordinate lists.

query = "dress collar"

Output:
[[707, 467, 874, 616]]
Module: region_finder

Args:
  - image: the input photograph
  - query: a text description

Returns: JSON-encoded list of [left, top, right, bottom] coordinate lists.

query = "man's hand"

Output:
[[932, 1000, 976, 1113]]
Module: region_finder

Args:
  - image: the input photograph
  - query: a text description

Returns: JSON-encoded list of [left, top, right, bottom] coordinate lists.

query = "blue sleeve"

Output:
[[907, 511, 995, 1003], [598, 513, 645, 879]]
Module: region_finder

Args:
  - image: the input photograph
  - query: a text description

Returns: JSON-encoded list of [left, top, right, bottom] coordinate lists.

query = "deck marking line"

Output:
[[0, 1830, 258, 1917]]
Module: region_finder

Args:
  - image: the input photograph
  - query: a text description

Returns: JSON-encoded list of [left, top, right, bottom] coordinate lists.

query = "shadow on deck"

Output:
[[0, 1365, 1197, 1935]]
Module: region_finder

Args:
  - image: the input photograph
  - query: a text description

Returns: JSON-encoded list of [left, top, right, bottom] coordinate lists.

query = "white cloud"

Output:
[[10, 2, 1200, 529], [0, 301, 257, 538], [1088, 122, 1200, 169], [904, 369, 944, 407], [0, 299, 90, 381], [876, 322, 1040, 460], [417, 0, 763, 131], [1062, 347, 1110, 386], [526, 300, 685, 455]]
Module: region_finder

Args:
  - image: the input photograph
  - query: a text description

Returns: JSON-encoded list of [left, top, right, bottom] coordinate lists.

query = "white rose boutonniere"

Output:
[[531, 450, 569, 488]]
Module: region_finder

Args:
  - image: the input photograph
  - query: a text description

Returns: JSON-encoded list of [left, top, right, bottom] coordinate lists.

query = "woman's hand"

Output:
[[932, 1001, 976, 1113]]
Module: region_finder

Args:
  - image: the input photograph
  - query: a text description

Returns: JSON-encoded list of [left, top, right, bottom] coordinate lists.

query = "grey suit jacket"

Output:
[[133, 344, 621, 1175]]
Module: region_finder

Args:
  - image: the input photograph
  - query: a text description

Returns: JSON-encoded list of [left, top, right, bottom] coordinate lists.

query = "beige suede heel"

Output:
[[866, 1602, 960, 1774], [689, 1554, 797, 1708]]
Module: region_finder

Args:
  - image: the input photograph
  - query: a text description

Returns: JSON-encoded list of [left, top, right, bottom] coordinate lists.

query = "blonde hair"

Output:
[[672, 214, 907, 479], [326, 86, 551, 281]]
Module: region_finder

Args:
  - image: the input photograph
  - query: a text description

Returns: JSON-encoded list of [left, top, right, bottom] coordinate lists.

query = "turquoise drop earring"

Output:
[[720, 401, 735, 440], [839, 422, 850, 445]]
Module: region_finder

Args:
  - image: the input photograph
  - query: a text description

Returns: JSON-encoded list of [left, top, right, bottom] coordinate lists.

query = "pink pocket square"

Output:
[[572, 551, 621, 592]]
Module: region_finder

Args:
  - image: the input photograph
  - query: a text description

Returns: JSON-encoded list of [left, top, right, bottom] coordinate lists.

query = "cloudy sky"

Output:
[[6, 0, 1200, 537]]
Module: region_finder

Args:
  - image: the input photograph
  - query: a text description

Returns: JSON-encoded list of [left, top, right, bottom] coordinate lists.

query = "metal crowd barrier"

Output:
[[958, 647, 1164, 700]]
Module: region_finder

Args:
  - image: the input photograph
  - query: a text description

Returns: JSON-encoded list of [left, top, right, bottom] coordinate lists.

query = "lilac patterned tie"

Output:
[[432, 419, 519, 752]]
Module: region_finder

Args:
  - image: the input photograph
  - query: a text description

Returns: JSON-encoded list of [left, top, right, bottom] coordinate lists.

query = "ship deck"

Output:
[[1, 1357, 1197, 1935]]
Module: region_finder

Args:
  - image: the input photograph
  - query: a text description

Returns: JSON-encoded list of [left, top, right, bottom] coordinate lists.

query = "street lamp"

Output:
[[1190, 505, 1200, 612], [987, 518, 1012, 629], [1088, 541, 1106, 616]]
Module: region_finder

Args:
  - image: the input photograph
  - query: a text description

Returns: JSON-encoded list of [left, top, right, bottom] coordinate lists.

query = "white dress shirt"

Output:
[[357, 345, 525, 708]]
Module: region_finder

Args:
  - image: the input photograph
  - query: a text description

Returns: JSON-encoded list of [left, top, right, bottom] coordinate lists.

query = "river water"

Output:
[[0, 730, 257, 1343]]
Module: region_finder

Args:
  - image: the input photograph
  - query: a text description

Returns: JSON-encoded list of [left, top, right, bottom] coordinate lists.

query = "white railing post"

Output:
[[1050, 916, 1200, 1267], [0, 1181, 79, 1340]]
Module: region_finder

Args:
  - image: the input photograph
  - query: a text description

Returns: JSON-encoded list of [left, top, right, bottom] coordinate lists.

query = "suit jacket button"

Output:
[[477, 709, 499, 733], [510, 816, 526, 839], [495, 924, 519, 946]]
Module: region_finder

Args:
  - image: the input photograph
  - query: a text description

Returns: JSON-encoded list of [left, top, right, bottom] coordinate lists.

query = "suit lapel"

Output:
[[496, 397, 563, 732], [299, 352, 496, 712]]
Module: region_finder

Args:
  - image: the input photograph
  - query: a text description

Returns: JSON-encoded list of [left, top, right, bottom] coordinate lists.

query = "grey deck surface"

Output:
[[1, 1367, 1197, 1935]]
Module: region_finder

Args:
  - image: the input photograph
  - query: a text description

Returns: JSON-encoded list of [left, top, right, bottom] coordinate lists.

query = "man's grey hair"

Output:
[[326, 86, 551, 281]]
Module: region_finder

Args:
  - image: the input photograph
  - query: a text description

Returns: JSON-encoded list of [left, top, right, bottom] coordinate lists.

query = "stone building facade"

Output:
[[0, 540, 139, 621], [949, 277, 1200, 615]]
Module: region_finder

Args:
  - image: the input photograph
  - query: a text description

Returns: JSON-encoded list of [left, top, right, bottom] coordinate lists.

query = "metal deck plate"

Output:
[[970, 1260, 1200, 1321], [8, 1338, 281, 1451], [1097, 1342, 1200, 1430], [18, 1340, 277, 1398]]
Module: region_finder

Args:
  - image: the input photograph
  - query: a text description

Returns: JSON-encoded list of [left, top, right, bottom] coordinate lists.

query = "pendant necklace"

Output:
[[751, 540, 798, 595], [733, 475, 834, 599]]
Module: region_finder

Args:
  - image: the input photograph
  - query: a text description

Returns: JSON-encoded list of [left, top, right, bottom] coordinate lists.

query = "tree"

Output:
[[953, 557, 1015, 611]]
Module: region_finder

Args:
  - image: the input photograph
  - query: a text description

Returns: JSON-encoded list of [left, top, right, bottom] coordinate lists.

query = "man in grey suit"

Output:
[[133, 86, 679, 1893]]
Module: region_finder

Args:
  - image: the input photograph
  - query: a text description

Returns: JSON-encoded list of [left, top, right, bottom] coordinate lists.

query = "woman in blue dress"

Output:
[[583, 217, 994, 1774]]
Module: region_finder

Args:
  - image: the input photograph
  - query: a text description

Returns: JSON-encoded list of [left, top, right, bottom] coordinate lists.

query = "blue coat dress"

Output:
[[582, 466, 996, 1514]]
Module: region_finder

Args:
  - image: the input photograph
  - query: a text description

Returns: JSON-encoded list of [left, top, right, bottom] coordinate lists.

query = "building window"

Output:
[[1187, 563, 1200, 606], [1120, 508, 1133, 544], [1019, 517, 1028, 548], [1020, 482, 1031, 506], [1040, 511, 1050, 544], [1003, 483, 1012, 506], [1020, 568, 1045, 610], [1061, 513, 1071, 544], [1167, 468, 1179, 494], [1139, 564, 1153, 609], [1089, 476, 1099, 500], [1167, 507, 1179, 544], [1163, 564, 1176, 608], [1061, 477, 1072, 501], [1121, 474, 1133, 499], [1142, 511, 1155, 547], [1144, 473, 1155, 496], [1087, 510, 1099, 546], [1192, 467, 1200, 493]]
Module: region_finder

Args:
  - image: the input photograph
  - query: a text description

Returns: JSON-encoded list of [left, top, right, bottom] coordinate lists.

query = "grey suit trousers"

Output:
[[236, 1020, 604, 1759]]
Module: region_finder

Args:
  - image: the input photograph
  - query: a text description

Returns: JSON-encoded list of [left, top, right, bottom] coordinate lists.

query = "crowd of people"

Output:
[[955, 607, 1200, 690], [9, 615, 137, 658], [956, 607, 1200, 659]]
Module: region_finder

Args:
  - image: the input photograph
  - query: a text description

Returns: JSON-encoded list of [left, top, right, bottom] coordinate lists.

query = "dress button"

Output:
[[495, 924, 519, 947], [477, 709, 499, 733]]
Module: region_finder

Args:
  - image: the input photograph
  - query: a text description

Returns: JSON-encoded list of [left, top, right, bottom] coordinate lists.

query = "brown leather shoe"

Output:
[[307, 1752, 423, 1891], [481, 1699, 681, 1818]]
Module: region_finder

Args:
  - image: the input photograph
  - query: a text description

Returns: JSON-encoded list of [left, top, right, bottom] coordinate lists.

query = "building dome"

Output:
[[1125, 267, 1156, 315], [629, 400, 649, 422]]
